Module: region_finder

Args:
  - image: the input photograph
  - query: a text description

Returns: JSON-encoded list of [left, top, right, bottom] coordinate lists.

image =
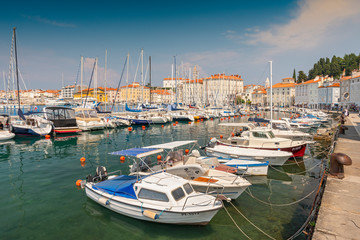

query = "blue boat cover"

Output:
[[109, 148, 162, 157], [92, 175, 139, 199]]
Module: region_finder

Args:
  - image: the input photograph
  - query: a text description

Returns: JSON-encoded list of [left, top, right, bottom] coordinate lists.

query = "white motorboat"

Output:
[[11, 113, 53, 137], [84, 167, 223, 225], [0, 130, 15, 141], [217, 123, 307, 157], [74, 108, 105, 131], [113, 141, 251, 200], [170, 111, 194, 122], [205, 142, 292, 166], [269, 120, 313, 142]]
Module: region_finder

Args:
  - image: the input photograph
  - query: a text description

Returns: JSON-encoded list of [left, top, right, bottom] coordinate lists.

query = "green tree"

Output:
[[292, 69, 296, 80], [297, 71, 307, 83]]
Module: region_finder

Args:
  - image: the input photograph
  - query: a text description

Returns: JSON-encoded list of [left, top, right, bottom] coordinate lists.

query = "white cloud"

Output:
[[242, 0, 360, 54]]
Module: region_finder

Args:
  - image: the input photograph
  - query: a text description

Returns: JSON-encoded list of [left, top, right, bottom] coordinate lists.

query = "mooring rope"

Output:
[[269, 161, 323, 176], [245, 185, 317, 207], [222, 202, 252, 240], [229, 201, 276, 240]]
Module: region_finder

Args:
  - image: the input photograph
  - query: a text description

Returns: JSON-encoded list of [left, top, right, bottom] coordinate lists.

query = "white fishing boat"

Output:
[[205, 142, 292, 166], [194, 155, 269, 176], [268, 120, 313, 142], [84, 167, 223, 225], [217, 123, 307, 157]]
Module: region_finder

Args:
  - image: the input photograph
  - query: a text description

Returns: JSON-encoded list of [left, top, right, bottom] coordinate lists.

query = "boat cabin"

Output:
[[44, 107, 78, 128]]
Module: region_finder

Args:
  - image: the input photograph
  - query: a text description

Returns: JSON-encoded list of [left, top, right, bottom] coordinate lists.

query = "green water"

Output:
[[0, 116, 326, 240]]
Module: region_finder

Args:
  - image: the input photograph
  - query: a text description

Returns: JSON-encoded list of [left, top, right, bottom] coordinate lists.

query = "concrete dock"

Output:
[[313, 113, 360, 239]]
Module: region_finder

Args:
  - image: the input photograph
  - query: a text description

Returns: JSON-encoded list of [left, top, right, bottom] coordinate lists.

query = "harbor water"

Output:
[[0, 114, 328, 240]]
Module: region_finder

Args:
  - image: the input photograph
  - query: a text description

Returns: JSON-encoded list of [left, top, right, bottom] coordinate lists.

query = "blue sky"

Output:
[[0, 0, 359, 90]]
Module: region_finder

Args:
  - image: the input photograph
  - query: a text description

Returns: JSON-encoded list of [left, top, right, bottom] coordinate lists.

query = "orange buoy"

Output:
[[211, 118, 213, 121], [161, 125, 164, 128], [128, 127, 132, 131], [142, 125, 146, 130], [76, 179, 82, 187], [220, 135, 223, 139], [185, 149, 189, 155], [231, 132, 235, 137], [120, 156, 125, 163], [197, 120, 200, 122], [279, 118, 281, 120], [176, 121, 179, 124], [173, 123, 176, 126], [228, 116, 231, 119], [80, 157, 86, 162], [45, 135, 51, 139], [188, 121, 191, 124], [200, 119, 203, 121], [81, 162, 86, 167], [157, 155, 162, 163]]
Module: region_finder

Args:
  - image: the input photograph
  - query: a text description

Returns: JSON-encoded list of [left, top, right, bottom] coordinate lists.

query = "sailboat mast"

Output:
[[126, 52, 129, 103], [149, 56, 151, 105], [174, 56, 177, 105], [80, 56, 84, 100], [104, 49, 107, 109], [141, 49, 143, 104], [13, 28, 21, 110], [269, 60, 273, 128]]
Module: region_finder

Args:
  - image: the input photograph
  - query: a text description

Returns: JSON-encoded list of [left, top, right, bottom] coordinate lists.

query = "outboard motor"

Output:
[[95, 166, 108, 182], [208, 138, 217, 148]]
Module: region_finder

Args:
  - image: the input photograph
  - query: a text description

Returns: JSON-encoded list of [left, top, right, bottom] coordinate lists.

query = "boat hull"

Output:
[[85, 185, 221, 225]]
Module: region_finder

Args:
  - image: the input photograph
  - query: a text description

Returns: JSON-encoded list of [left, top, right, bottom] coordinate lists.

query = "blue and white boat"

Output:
[[84, 162, 223, 225]]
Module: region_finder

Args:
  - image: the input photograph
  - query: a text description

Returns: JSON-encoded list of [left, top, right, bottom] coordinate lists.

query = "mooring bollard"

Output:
[[329, 153, 352, 179], [339, 125, 348, 134]]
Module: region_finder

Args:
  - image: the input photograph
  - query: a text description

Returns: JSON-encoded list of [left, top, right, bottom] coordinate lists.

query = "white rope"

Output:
[[229, 201, 276, 240], [269, 161, 323, 176], [245, 186, 317, 207], [222, 202, 252, 239]]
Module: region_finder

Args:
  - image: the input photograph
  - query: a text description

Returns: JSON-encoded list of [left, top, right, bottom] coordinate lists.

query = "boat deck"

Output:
[[313, 113, 360, 239]]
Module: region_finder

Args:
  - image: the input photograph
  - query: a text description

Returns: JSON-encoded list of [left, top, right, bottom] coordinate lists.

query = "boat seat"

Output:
[[184, 156, 197, 165]]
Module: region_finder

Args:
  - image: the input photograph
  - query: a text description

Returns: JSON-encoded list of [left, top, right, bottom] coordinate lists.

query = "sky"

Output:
[[0, 0, 359, 90]]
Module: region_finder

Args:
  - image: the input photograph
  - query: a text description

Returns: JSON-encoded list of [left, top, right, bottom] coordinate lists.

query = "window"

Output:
[[183, 183, 193, 194], [138, 188, 169, 202], [252, 132, 268, 138], [75, 111, 84, 118], [172, 187, 186, 201], [268, 131, 275, 138], [89, 110, 97, 118]]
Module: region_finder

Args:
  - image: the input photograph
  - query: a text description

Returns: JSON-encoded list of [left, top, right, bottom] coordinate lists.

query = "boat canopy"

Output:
[[92, 175, 140, 199], [110, 148, 163, 158], [144, 140, 197, 150]]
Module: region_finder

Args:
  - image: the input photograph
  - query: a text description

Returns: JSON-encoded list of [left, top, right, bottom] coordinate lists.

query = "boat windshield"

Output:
[[252, 131, 268, 139], [88, 110, 98, 118], [183, 183, 193, 195], [268, 131, 275, 138], [138, 188, 169, 202], [171, 187, 185, 201], [75, 111, 85, 118]]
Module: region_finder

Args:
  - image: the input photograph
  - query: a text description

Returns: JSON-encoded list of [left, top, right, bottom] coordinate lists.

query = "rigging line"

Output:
[[286, 211, 315, 240], [245, 184, 317, 207], [133, 51, 141, 84], [111, 55, 128, 112], [83, 59, 96, 108], [229, 201, 276, 240], [222, 202, 252, 240]]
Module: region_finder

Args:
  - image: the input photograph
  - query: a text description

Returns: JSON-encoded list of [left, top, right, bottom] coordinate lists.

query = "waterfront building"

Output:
[[295, 76, 325, 108], [251, 87, 267, 106], [339, 75, 352, 109], [150, 89, 174, 104], [60, 85, 85, 100], [348, 69, 360, 109], [163, 72, 243, 107], [203, 74, 243, 106], [242, 84, 261, 103], [119, 82, 150, 104], [267, 77, 295, 107], [318, 82, 340, 109], [73, 88, 107, 103]]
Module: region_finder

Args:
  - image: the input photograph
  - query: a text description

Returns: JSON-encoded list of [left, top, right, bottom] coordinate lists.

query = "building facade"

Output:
[[267, 77, 295, 107]]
